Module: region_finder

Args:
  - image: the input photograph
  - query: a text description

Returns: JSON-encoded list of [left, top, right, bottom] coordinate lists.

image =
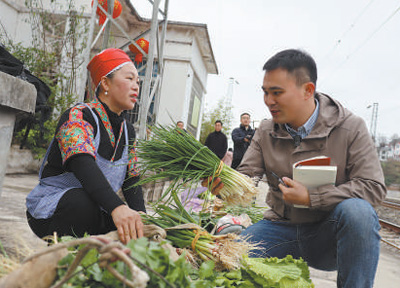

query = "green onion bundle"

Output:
[[135, 125, 258, 205], [142, 203, 253, 270]]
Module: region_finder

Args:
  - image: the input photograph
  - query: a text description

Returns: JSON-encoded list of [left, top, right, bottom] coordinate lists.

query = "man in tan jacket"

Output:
[[236, 49, 386, 288]]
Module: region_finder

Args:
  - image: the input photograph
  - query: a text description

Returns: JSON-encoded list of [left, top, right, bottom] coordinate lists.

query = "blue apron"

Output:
[[26, 104, 129, 219]]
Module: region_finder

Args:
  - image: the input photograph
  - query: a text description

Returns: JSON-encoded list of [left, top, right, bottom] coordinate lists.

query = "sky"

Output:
[[132, 0, 400, 140]]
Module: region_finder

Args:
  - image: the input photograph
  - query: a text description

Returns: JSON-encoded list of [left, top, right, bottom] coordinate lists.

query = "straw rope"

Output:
[[215, 160, 224, 178], [191, 229, 208, 251]]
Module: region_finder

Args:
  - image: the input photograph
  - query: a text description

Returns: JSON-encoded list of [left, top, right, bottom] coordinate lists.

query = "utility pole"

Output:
[[368, 103, 379, 144], [225, 77, 239, 104]]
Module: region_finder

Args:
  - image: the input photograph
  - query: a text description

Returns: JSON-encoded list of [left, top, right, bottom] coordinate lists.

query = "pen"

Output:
[[270, 171, 288, 187]]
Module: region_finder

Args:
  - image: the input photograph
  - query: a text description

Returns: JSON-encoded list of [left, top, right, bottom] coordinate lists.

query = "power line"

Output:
[[321, 3, 400, 84], [347, 4, 400, 59], [322, 0, 375, 63]]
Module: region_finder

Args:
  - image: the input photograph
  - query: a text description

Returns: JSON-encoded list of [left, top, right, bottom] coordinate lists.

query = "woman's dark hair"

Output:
[[95, 70, 117, 97]]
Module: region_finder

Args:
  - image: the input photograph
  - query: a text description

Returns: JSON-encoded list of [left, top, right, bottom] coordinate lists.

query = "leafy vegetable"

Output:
[[241, 255, 315, 288], [53, 237, 314, 287]]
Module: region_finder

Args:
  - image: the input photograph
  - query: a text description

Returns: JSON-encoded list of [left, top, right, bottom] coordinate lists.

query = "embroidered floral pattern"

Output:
[[128, 144, 139, 177], [56, 114, 96, 164], [89, 98, 115, 146]]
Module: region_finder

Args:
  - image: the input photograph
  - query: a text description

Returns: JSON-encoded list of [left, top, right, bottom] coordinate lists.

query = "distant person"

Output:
[[176, 121, 187, 133], [176, 121, 184, 129], [222, 148, 233, 166], [204, 120, 228, 160], [231, 113, 255, 169]]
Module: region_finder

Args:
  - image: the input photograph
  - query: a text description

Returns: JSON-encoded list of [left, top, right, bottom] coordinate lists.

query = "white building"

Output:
[[0, 0, 218, 139]]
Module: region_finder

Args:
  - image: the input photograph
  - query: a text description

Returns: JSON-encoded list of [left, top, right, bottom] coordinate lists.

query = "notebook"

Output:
[[292, 156, 337, 208]]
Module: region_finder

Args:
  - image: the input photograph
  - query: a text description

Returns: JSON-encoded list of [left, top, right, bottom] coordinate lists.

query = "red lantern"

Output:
[[128, 38, 149, 63], [91, 0, 122, 26]]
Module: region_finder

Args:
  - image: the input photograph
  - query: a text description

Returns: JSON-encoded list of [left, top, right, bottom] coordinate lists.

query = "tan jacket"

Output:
[[238, 93, 386, 224]]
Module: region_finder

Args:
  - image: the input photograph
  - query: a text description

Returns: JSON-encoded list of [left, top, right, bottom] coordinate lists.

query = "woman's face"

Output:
[[103, 62, 140, 114]]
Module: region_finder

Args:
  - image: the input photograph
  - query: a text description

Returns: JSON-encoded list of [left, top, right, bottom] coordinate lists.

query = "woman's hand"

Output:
[[201, 176, 224, 195], [111, 205, 144, 244]]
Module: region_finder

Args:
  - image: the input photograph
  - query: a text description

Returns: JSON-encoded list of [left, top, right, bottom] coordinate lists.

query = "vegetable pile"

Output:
[[56, 239, 314, 287], [142, 202, 253, 270], [0, 236, 312, 288], [134, 125, 258, 205]]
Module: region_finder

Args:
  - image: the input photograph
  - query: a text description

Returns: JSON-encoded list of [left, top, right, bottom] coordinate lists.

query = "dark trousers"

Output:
[[27, 188, 116, 239]]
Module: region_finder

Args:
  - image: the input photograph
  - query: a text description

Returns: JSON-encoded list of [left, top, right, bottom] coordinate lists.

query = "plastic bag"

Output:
[[215, 214, 252, 235]]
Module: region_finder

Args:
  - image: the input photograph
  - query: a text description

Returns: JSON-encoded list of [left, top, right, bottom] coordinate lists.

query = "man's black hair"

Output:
[[240, 112, 250, 118], [263, 49, 317, 86], [215, 120, 223, 125]]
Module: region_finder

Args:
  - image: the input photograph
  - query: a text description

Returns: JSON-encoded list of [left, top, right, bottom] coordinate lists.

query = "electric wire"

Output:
[[321, 3, 400, 84], [321, 0, 375, 63], [346, 4, 400, 61]]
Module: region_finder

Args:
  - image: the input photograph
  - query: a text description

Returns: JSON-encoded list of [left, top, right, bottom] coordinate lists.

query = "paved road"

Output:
[[1, 174, 400, 287]]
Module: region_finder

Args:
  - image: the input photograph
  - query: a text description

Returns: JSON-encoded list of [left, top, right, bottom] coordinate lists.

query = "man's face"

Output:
[[177, 122, 184, 129], [262, 68, 309, 129], [215, 122, 222, 132], [240, 114, 250, 126]]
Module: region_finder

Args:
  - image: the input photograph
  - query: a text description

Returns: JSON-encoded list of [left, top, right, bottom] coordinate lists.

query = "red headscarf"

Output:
[[87, 48, 133, 89]]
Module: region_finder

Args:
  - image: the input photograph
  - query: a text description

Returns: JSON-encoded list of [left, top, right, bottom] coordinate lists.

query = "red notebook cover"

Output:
[[294, 156, 331, 168]]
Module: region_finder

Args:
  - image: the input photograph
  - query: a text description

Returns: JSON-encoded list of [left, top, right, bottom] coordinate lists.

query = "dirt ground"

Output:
[[0, 174, 46, 260]]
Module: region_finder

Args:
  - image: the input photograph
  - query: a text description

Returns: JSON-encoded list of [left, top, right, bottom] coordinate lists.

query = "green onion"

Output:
[[142, 203, 253, 270], [134, 125, 258, 206]]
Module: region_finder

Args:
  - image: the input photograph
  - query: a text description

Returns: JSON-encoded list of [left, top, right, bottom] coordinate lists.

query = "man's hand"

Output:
[[279, 177, 310, 207], [201, 176, 224, 195], [244, 135, 252, 143], [111, 205, 144, 244]]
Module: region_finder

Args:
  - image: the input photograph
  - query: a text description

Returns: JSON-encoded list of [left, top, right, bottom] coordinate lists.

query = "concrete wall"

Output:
[[0, 109, 16, 190], [156, 27, 209, 137], [0, 0, 33, 46], [157, 60, 191, 126], [0, 71, 36, 195], [6, 145, 41, 174], [190, 35, 208, 89]]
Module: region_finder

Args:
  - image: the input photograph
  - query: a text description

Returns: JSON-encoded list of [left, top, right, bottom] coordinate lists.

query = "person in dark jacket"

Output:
[[231, 113, 255, 169], [204, 120, 228, 159]]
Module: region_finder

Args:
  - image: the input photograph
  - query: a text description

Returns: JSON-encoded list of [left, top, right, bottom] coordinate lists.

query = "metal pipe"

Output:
[[152, 0, 169, 125], [78, 0, 98, 102], [137, 0, 161, 139], [102, 0, 114, 49]]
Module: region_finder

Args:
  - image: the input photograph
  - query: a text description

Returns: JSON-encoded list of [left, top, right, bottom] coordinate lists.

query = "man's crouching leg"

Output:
[[333, 198, 381, 288]]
